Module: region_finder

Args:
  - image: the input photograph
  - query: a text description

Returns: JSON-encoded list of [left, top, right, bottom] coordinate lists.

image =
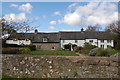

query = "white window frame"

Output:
[[26, 39, 29, 41], [43, 38, 47, 42], [107, 40, 111, 43], [13, 38, 17, 41]]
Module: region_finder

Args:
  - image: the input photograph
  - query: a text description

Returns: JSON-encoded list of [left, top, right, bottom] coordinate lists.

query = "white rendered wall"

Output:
[[61, 40, 85, 49], [98, 40, 114, 49], [61, 39, 114, 49], [78, 40, 85, 47], [61, 40, 76, 49], [6, 40, 31, 45], [85, 39, 98, 46]]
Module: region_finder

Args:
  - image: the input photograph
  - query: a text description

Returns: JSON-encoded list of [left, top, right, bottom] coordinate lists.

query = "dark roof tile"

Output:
[[8, 32, 60, 42], [7, 31, 114, 43]]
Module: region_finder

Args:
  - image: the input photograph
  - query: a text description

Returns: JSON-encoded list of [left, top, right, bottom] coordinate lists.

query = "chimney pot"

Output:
[[81, 28, 84, 31], [35, 29, 38, 34]]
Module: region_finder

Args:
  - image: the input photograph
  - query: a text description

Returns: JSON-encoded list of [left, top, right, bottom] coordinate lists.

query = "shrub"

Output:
[[25, 44, 36, 51], [89, 48, 101, 56], [96, 49, 109, 57], [95, 47, 120, 57], [21, 48, 31, 54], [115, 42, 120, 50], [73, 46, 79, 52], [106, 47, 119, 56], [108, 49, 120, 56], [77, 47, 83, 50], [107, 45, 113, 49], [110, 53, 120, 57], [73, 46, 78, 51], [83, 43, 97, 50]]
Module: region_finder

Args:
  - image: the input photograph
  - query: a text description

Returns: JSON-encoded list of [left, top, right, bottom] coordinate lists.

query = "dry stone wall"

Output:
[[2, 54, 120, 78]]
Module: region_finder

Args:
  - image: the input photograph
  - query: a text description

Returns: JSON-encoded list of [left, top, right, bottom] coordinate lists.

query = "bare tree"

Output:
[[105, 20, 120, 50], [0, 17, 37, 35], [105, 21, 120, 34], [0, 17, 38, 47], [86, 24, 101, 31]]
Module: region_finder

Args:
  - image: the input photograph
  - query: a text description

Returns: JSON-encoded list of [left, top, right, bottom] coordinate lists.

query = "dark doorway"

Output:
[[64, 44, 71, 51], [64, 43, 77, 51]]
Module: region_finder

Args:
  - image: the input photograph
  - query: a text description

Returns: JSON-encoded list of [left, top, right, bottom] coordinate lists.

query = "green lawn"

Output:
[[31, 50, 79, 56], [79, 50, 90, 55]]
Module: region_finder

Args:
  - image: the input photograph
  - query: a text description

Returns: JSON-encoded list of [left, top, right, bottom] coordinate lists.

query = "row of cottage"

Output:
[[6, 30, 114, 51]]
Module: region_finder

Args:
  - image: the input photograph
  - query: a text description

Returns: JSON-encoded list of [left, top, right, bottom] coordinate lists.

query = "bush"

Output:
[[73, 46, 83, 52], [83, 43, 97, 50], [115, 42, 120, 50], [73, 46, 78, 51], [95, 47, 120, 57], [25, 44, 36, 51], [96, 49, 109, 57], [73, 46, 79, 52], [110, 53, 120, 57], [89, 48, 101, 56], [21, 48, 31, 54], [77, 47, 83, 50], [109, 49, 120, 56], [107, 45, 113, 49]]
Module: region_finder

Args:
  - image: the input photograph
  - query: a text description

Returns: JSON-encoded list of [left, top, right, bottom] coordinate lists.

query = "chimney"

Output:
[[81, 28, 84, 32], [35, 29, 38, 34]]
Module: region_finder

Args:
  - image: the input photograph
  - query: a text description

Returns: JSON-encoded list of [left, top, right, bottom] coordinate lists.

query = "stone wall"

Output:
[[33, 43, 60, 50], [2, 54, 120, 78]]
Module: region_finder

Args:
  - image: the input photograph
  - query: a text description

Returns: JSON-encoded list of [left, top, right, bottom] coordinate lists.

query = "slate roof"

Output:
[[60, 31, 114, 40], [61, 31, 113, 40], [7, 31, 114, 43], [8, 32, 60, 43]]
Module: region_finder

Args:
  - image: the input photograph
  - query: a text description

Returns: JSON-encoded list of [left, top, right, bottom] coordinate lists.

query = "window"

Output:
[[75, 40, 78, 43], [89, 40, 93, 43], [51, 47, 55, 50], [101, 45, 104, 48], [63, 40, 65, 43], [13, 39, 17, 41], [43, 38, 47, 42], [101, 40, 104, 43], [107, 40, 111, 43], [26, 39, 29, 41]]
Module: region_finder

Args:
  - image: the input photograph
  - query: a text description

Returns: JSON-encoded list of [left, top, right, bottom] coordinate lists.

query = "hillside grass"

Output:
[[31, 50, 79, 56]]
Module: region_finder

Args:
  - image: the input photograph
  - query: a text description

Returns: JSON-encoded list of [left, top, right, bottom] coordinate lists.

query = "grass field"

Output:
[[31, 50, 79, 56]]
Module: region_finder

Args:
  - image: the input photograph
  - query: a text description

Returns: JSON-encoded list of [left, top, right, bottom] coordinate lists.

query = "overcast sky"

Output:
[[2, 2, 118, 32]]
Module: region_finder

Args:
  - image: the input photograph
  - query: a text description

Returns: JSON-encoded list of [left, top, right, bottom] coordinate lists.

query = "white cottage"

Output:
[[60, 31, 114, 51], [6, 31, 114, 51]]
